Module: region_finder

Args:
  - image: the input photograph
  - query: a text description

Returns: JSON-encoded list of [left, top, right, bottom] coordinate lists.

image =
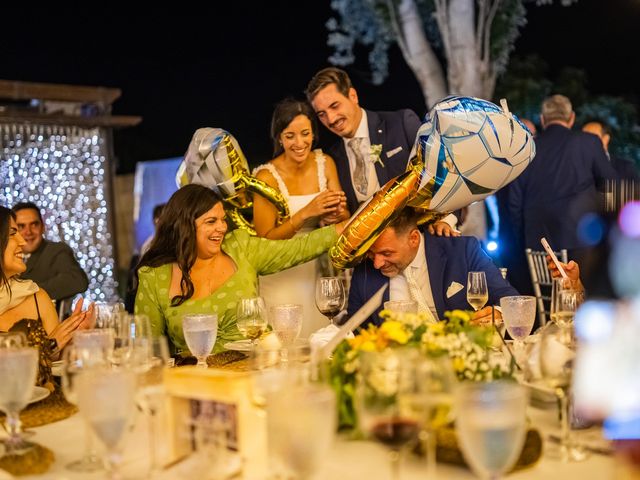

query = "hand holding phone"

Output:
[[540, 237, 568, 279]]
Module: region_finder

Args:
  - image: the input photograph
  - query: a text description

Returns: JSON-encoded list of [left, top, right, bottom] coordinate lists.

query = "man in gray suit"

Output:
[[306, 67, 457, 236], [12, 202, 88, 301]]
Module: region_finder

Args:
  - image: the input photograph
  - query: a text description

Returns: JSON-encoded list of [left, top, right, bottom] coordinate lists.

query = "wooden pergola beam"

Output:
[[0, 79, 121, 105], [0, 111, 142, 128]]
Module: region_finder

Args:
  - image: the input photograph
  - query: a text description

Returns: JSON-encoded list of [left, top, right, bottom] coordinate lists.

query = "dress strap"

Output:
[[252, 163, 290, 200], [313, 149, 328, 191], [33, 293, 42, 321]]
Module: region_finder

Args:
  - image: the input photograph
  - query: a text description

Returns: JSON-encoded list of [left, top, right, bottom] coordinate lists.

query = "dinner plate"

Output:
[[223, 340, 252, 352], [51, 360, 63, 377], [29, 386, 51, 405]]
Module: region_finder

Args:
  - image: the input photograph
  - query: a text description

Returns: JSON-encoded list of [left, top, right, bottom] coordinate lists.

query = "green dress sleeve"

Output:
[[235, 226, 337, 275], [134, 266, 167, 338]]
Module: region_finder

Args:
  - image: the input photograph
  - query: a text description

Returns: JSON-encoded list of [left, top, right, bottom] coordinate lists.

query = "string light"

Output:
[[0, 124, 118, 301]]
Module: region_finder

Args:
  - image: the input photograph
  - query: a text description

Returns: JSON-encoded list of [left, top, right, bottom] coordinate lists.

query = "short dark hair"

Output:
[[583, 118, 612, 137], [11, 202, 43, 222], [305, 67, 353, 103], [0, 206, 17, 291], [270, 98, 318, 156], [388, 207, 422, 236]]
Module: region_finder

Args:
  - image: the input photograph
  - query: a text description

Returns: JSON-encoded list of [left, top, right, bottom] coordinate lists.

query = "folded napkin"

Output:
[[309, 324, 354, 355]]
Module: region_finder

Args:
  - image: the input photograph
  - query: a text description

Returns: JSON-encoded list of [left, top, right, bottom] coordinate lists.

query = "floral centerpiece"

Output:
[[327, 309, 515, 430]]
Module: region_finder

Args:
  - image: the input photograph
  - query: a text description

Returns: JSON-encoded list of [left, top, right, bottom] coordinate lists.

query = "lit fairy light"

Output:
[[0, 124, 117, 302]]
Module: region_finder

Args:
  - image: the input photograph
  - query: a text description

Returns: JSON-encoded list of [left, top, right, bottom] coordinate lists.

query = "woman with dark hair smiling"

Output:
[[252, 98, 348, 336], [135, 183, 343, 355], [0, 206, 92, 389]]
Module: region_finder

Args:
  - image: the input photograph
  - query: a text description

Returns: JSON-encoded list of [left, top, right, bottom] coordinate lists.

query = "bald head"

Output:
[[582, 121, 611, 152]]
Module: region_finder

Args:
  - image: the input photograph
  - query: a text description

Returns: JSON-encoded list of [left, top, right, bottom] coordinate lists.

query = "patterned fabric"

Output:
[[135, 227, 337, 354], [9, 317, 55, 392], [404, 267, 437, 323], [348, 138, 368, 196]]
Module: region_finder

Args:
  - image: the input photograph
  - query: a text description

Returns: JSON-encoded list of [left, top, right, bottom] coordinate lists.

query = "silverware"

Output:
[[546, 434, 613, 456]]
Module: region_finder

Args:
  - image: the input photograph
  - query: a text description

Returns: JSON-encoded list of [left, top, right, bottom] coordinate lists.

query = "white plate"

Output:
[[51, 360, 63, 377], [223, 340, 252, 352], [29, 386, 51, 405]]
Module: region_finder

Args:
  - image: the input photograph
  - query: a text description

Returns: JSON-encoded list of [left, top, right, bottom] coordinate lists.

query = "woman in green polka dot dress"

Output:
[[134, 184, 341, 355]]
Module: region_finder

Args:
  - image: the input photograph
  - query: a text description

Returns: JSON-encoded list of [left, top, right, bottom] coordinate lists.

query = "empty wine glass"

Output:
[[456, 381, 528, 479], [500, 296, 536, 355], [467, 271, 488, 312], [269, 304, 303, 355], [384, 300, 418, 314], [111, 313, 152, 368], [93, 302, 125, 329], [0, 348, 38, 456], [183, 314, 218, 367], [315, 277, 346, 325], [77, 369, 137, 480], [540, 322, 588, 462], [236, 297, 268, 348], [267, 384, 336, 479]]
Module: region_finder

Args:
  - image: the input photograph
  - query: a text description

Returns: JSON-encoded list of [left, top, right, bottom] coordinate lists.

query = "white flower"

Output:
[[369, 144, 385, 168]]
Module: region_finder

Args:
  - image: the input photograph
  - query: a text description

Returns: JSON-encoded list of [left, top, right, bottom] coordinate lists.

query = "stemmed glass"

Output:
[[111, 313, 152, 367], [269, 304, 303, 359], [555, 289, 584, 331], [456, 381, 528, 479], [182, 314, 218, 367], [500, 296, 537, 356], [236, 297, 268, 348], [0, 347, 39, 456], [0, 331, 27, 348], [61, 341, 112, 472], [93, 302, 125, 329], [467, 271, 488, 312], [539, 322, 588, 462], [315, 276, 346, 325], [266, 384, 336, 479], [135, 335, 170, 477], [549, 277, 573, 325], [77, 369, 137, 480], [357, 349, 422, 480]]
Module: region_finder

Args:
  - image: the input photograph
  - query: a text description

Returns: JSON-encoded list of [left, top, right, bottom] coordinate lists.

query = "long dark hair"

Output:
[[270, 98, 318, 157], [0, 206, 17, 293], [136, 184, 223, 306]]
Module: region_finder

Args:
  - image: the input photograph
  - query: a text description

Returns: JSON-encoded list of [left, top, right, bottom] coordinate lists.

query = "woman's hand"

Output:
[[320, 194, 348, 226], [301, 190, 346, 221], [48, 299, 95, 350]]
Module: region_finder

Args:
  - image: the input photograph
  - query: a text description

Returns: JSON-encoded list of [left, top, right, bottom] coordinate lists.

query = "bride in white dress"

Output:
[[253, 99, 349, 338]]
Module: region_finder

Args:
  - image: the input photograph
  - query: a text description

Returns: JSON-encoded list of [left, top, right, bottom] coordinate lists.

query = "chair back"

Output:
[[525, 248, 568, 326]]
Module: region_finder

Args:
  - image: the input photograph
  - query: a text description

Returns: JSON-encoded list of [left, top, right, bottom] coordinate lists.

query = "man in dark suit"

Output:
[[305, 67, 457, 235], [582, 120, 640, 181], [507, 95, 618, 266], [347, 208, 518, 329], [12, 202, 88, 301]]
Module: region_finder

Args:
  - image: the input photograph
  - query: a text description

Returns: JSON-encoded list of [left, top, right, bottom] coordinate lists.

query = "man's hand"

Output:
[[427, 221, 461, 237], [470, 306, 502, 327], [546, 256, 583, 291]]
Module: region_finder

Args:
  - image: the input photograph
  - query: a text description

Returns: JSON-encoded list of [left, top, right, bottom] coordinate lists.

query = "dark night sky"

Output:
[[2, 0, 638, 173]]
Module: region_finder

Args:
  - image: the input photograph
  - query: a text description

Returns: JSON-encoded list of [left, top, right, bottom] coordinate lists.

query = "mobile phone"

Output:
[[540, 237, 568, 279]]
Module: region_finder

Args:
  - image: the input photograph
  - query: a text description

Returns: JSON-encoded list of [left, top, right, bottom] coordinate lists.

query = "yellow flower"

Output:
[[452, 357, 465, 372], [379, 321, 409, 345]]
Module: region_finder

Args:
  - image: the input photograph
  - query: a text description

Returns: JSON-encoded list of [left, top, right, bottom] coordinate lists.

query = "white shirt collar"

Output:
[[342, 108, 368, 145], [406, 232, 426, 272]]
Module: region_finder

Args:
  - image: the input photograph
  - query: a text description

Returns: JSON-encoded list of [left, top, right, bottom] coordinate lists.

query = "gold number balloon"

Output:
[[330, 97, 535, 269], [176, 128, 289, 234]]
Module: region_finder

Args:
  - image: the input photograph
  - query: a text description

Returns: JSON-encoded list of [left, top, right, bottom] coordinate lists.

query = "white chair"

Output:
[[525, 248, 568, 326]]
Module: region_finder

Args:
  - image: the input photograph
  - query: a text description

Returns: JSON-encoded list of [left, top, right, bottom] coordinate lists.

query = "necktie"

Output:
[[405, 266, 437, 323], [348, 137, 368, 196]]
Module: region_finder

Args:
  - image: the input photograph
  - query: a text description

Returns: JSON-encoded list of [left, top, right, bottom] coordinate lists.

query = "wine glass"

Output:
[[93, 302, 125, 329], [111, 313, 152, 368], [266, 384, 336, 479], [500, 296, 536, 355], [269, 304, 303, 357], [555, 289, 584, 330], [0, 348, 39, 456], [0, 331, 27, 348], [136, 335, 170, 477], [539, 322, 588, 462], [77, 368, 137, 480], [384, 300, 418, 314], [61, 342, 112, 471], [236, 297, 268, 348], [182, 314, 218, 367], [549, 277, 573, 324], [315, 277, 346, 325], [467, 271, 488, 312], [456, 381, 528, 479], [357, 349, 422, 480]]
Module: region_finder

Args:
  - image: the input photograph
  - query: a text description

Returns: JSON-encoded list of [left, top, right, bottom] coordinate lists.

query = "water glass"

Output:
[[500, 296, 536, 355], [236, 297, 268, 347], [93, 302, 125, 329], [467, 271, 488, 312], [267, 384, 336, 479], [269, 304, 303, 351], [183, 314, 218, 367], [0, 331, 27, 348], [384, 300, 418, 314], [456, 381, 528, 479], [0, 348, 39, 455]]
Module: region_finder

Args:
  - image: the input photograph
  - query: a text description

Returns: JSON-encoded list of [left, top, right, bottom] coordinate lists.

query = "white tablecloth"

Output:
[[1, 402, 628, 480]]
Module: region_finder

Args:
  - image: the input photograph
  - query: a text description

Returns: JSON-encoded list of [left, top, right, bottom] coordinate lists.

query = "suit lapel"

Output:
[[367, 110, 388, 184], [424, 235, 446, 319]]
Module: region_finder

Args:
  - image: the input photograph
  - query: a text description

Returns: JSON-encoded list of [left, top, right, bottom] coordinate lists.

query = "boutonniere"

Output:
[[369, 144, 385, 168]]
